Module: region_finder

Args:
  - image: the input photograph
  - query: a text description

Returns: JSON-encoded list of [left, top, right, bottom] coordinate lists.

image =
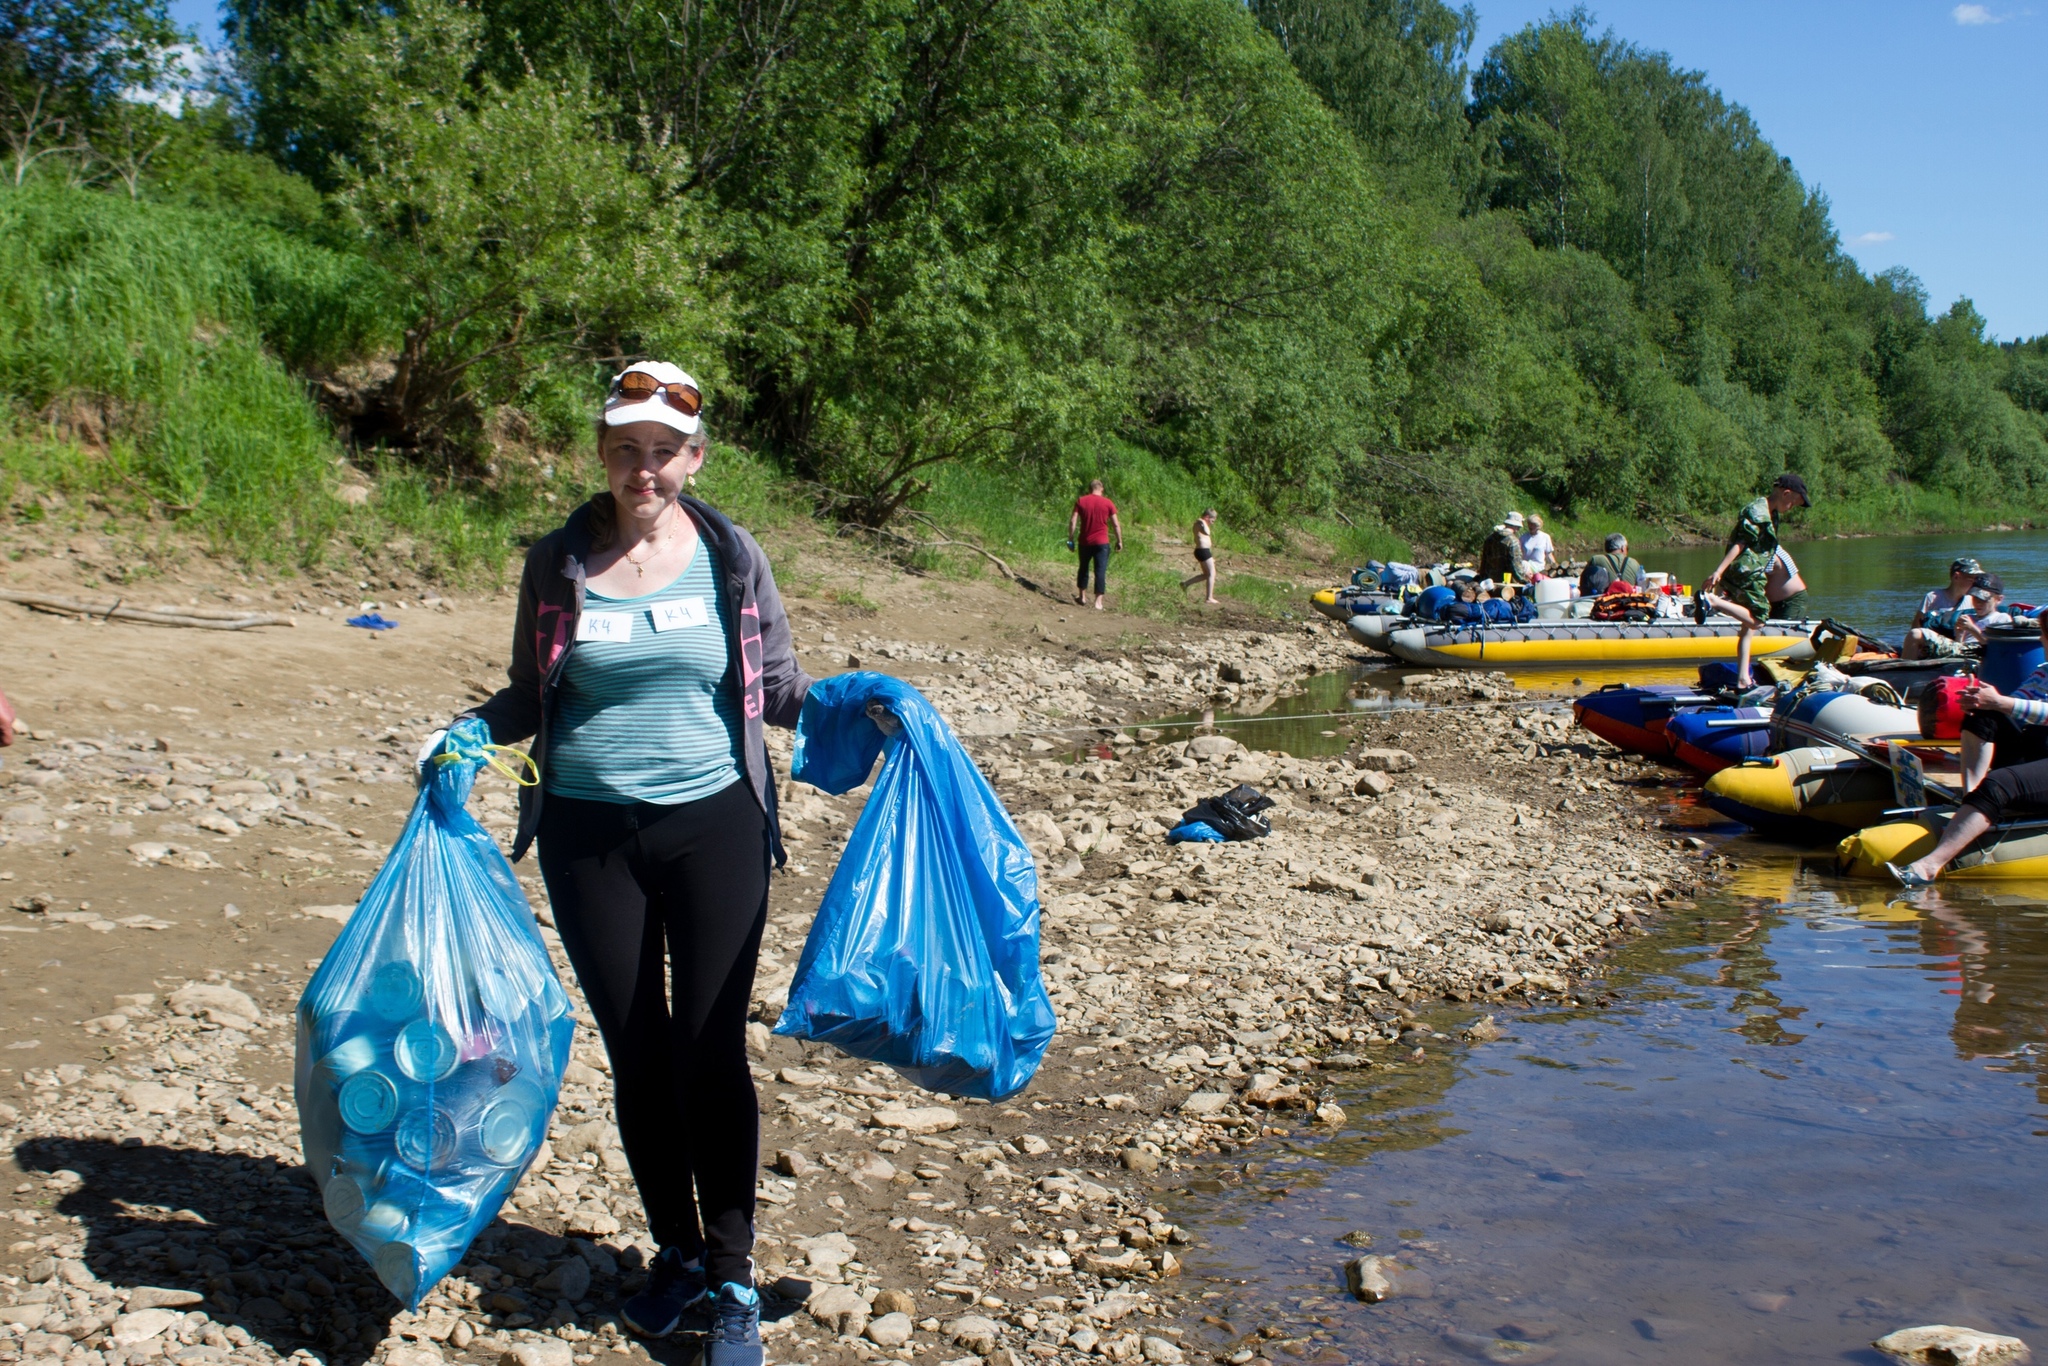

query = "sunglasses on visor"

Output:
[[609, 371, 702, 416]]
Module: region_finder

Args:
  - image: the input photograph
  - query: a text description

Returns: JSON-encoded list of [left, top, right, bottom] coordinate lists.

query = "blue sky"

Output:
[[1473, 2, 2045, 341], [172, 0, 2044, 340]]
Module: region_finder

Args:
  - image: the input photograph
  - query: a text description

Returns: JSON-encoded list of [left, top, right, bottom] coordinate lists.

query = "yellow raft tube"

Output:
[[1837, 813, 2048, 880], [1385, 619, 1817, 669], [1703, 746, 1894, 842]]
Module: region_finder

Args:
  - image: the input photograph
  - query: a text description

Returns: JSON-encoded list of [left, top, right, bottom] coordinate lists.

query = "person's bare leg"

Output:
[[1703, 593, 1761, 686], [1961, 731, 1993, 792], [1093, 595, 1105, 612], [1905, 808, 1993, 882], [1901, 629, 1926, 661], [1204, 560, 1218, 604]]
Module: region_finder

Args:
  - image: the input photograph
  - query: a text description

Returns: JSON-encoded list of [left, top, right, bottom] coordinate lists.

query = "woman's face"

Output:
[[602, 422, 703, 521]]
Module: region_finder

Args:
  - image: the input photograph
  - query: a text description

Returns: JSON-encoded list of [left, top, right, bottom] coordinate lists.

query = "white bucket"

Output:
[[1645, 571, 1670, 591], [1534, 578, 1574, 620]]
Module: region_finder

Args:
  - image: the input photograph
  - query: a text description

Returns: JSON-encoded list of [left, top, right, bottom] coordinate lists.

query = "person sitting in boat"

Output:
[[1699, 473, 1809, 690], [1893, 612, 2048, 885], [1902, 573, 2007, 659], [1766, 545, 1808, 620], [1479, 513, 1524, 583], [1519, 514, 1555, 580], [1578, 534, 1645, 595], [1913, 557, 1983, 632]]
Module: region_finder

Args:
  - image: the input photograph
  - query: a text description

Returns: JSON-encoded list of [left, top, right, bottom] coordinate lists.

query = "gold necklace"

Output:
[[622, 527, 669, 578]]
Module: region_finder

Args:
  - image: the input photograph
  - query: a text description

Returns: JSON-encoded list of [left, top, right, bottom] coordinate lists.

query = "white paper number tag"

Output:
[[650, 598, 710, 632], [576, 610, 633, 643]]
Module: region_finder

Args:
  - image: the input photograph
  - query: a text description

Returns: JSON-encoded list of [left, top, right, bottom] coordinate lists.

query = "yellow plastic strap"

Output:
[[434, 742, 539, 787]]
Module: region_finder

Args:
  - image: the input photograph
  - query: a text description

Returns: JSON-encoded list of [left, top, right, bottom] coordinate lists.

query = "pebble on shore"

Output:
[[0, 613, 1708, 1366]]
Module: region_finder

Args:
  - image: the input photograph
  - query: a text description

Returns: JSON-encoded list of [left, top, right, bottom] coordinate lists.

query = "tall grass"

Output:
[[0, 184, 390, 555]]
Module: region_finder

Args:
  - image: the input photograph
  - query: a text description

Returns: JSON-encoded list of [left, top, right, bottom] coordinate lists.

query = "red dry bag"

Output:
[[1918, 675, 1970, 740]]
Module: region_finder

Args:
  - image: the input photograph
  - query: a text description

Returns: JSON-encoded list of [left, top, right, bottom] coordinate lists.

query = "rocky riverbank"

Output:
[[0, 574, 1712, 1366]]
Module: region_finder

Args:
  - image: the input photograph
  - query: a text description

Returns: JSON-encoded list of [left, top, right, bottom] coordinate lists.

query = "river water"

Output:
[[1166, 540, 2048, 1362], [1654, 527, 2048, 641], [1177, 862, 2048, 1363]]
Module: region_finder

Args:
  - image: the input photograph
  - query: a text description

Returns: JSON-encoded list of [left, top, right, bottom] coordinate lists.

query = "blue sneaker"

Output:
[[620, 1248, 710, 1339], [705, 1282, 763, 1366]]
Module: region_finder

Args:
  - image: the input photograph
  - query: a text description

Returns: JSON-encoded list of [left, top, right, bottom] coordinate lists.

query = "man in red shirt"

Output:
[[1069, 479, 1124, 611]]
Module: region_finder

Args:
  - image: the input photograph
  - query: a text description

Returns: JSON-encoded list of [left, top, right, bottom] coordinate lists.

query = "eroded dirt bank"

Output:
[[0, 552, 1713, 1366]]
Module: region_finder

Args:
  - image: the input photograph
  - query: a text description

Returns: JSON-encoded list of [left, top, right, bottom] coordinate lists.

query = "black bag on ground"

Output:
[[1180, 783, 1277, 841]]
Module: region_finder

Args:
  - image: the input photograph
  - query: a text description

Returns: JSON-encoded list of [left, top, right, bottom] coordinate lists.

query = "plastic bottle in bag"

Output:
[[294, 719, 575, 1308]]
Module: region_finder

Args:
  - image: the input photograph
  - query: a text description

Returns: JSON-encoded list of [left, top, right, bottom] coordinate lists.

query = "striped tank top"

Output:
[[544, 540, 744, 806]]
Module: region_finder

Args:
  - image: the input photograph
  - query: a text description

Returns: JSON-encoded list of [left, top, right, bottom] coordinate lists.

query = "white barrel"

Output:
[[1534, 579, 1574, 620]]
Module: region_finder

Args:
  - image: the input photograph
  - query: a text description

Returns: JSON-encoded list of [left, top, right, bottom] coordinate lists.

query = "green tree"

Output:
[[1244, 0, 1481, 206], [298, 0, 722, 456], [1, 0, 182, 185]]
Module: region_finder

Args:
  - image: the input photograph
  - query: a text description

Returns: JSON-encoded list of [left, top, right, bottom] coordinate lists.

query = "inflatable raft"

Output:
[[1837, 813, 2048, 880], [1769, 689, 1920, 757], [1572, 684, 1711, 757], [1346, 613, 1403, 656], [1664, 707, 1773, 773], [1383, 618, 1819, 669], [1311, 587, 1403, 622], [1704, 746, 1895, 842]]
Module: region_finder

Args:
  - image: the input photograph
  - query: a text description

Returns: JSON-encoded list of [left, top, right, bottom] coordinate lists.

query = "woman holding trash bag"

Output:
[[434, 362, 811, 1365]]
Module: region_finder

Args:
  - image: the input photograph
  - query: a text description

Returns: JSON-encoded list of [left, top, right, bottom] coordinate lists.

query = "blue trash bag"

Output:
[[294, 718, 574, 1308], [775, 672, 1056, 1101], [1168, 821, 1225, 844]]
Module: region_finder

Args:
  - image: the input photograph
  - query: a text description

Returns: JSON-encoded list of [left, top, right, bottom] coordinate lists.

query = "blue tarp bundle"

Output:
[[294, 719, 573, 1307], [776, 673, 1056, 1100]]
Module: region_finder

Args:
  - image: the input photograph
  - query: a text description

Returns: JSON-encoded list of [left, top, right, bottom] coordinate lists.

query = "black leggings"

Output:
[[1960, 713, 2048, 823], [1077, 544, 1109, 595], [537, 781, 771, 1288]]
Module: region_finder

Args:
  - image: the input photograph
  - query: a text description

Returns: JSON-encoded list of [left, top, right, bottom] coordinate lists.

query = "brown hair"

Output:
[[588, 422, 709, 551]]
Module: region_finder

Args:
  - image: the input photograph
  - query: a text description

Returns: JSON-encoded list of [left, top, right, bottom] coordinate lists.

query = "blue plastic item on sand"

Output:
[[775, 672, 1055, 1101], [1167, 821, 1225, 844], [346, 613, 401, 630], [295, 717, 573, 1308]]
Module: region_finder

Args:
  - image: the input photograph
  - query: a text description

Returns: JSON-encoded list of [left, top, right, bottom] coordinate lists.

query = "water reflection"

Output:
[[1171, 863, 2048, 1364]]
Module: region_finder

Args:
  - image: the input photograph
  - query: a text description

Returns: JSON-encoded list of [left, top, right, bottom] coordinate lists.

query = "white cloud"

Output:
[[122, 43, 222, 115], [1952, 4, 2003, 23], [1850, 231, 1897, 245]]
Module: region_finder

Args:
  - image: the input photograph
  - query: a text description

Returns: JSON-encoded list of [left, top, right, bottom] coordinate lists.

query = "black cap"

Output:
[[1972, 572, 2005, 598], [1774, 472, 1810, 506]]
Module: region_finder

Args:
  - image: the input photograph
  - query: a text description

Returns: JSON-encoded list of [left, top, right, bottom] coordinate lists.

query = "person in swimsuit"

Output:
[[1181, 508, 1219, 604]]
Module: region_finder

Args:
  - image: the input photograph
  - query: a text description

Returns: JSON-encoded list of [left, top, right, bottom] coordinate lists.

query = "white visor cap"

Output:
[[603, 361, 702, 437]]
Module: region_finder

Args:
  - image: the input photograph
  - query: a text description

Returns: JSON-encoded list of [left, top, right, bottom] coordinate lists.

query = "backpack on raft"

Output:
[[1591, 587, 1660, 622], [1919, 675, 1970, 740], [1413, 584, 1458, 623], [1477, 595, 1535, 624]]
